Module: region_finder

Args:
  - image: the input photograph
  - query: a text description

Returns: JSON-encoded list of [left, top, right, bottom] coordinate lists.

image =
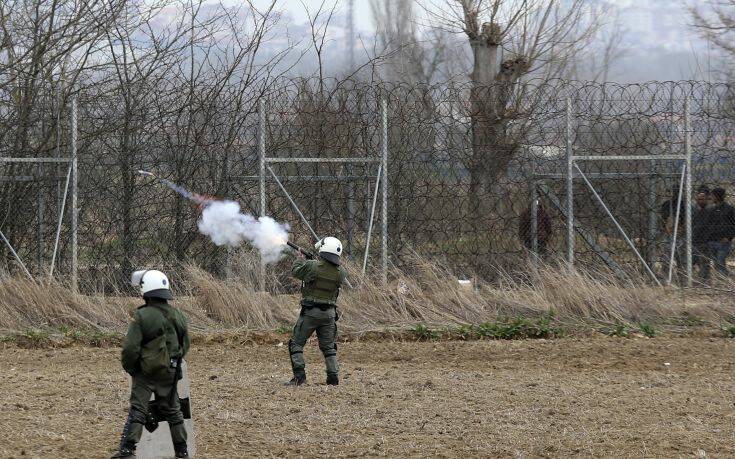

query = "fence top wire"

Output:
[[0, 78, 733, 285]]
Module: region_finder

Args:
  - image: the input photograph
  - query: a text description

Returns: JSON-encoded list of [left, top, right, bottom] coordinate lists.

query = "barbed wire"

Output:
[[0, 79, 733, 288]]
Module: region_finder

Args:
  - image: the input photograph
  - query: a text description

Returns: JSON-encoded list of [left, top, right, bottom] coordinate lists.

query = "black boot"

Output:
[[286, 369, 306, 386], [110, 447, 135, 459], [174, 442, 189, 458], [326, 374, 339, 386]]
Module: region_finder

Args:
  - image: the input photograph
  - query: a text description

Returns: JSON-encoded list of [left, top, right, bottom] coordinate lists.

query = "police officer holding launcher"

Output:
[[112, 270, 190, 459], [287, 237, 347, 386]]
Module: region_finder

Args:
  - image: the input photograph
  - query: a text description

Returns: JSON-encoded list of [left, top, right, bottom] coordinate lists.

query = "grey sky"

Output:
[[249, 0, 717, 82]]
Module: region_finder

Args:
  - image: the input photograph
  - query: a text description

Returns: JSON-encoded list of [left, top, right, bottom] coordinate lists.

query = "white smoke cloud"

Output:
[[197, 200, 290, 264]]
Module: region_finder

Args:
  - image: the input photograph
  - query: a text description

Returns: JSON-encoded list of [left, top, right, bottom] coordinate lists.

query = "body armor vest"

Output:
[[301, 261, 342, 306]]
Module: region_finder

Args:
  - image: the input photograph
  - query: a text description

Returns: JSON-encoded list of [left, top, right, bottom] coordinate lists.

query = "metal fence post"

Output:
[[37, 162, 44, 272], [565, 96, 574, 266], [646, 159, 657, 268], [71, 96, 78, 293], [530, 181, 538, 256], [258, 98, 266, 291], [684, 97, 693, 287], [380, 98, 388, 286], [346, 164, 355, 259]]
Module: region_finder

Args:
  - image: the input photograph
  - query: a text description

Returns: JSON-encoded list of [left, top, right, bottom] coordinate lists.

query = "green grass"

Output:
[[471, 315, 561, 340], [723, 325, 735, 338], [639, 323, 656, 338], [23, 328, 50, 342], [86, 330, 118, 347], [672, 313, 706, 327], [609, 322, 630, 338], [275, 325, 291, 334], [412, 323, 440, 341], [455, 324, 476, 340]]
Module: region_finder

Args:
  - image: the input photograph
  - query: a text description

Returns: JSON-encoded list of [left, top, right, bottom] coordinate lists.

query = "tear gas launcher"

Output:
[[286, 241, 316, 260]]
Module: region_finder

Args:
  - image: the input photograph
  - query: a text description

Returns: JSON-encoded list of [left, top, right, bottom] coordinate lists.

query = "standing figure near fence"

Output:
[[706, 187, 735, 277], [519, 198, 552, 258], [287, 237, 347, 386], [112, 270, 190, 459], [660, 185, 687, 281], [692, 187, 713, 282]]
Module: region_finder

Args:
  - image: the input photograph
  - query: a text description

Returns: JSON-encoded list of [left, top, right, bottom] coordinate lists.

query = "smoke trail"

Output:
[[138, 170, 290, 263], [138, 170, 211, 205]]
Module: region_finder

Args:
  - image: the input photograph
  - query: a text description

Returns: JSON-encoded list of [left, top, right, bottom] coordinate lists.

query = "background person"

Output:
[[660, 184, 687, 282], [692, 187, 713, 281], [707, 187, 735, 277]]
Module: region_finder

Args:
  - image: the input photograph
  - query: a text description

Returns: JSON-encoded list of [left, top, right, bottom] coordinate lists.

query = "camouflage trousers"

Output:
[[288, 312, 339, 377], [118, 374, 187, 451]]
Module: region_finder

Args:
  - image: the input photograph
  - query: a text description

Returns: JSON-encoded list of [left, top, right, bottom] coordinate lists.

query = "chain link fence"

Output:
[[0, 79, 733, 289]]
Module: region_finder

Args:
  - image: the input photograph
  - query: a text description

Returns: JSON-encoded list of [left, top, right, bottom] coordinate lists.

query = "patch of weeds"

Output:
[[475, 312, 564, 339], [475, 321, 500, 339], [639, 323, 656, 338], [87, 330, 118, 347], [56, 324, 70, 335], [476, 317, 533, 340], [275, 325, 291, 334], [17, 329, 51, 348], [723, 325, 735, 338], [609, 322, 630, 338], [67, 330, 86, 342], [24, 328, 50, 341], [0, 335, 15, 343], [676, 312, 705, 327], [411, 323, 439, 341], [455, 325, 475, 340], [531, 314, 561, 339]]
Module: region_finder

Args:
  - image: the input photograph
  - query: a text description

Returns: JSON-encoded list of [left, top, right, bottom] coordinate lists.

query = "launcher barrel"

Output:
[[286, 241, 315, 259]]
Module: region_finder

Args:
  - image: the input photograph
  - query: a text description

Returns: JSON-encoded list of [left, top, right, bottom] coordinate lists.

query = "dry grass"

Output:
[[340, 257, 735, 329], [1, 254, 733, 335], [0, 276, 127, 333], [185, 266, 294, 328]]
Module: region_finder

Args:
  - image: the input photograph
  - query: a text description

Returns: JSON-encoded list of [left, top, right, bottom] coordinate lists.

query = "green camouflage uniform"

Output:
[[118, 298, 190, 453], [289, 258, 347, 380]]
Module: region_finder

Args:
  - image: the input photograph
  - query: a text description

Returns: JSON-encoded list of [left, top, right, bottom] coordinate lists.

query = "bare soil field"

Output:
[[1, 336, 734, 458]]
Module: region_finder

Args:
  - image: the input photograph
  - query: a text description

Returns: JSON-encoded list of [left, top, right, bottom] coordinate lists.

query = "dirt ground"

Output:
[[1, 336, 734, 458]]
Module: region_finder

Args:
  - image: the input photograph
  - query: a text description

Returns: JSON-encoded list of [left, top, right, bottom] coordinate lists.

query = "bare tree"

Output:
[[0, 0, 125, 273], [0, 0, 124, 152], [415, 0, 603, 215], [691, 0, 735, 58], [691, 0, 735, 77], [82, 0, 286, 276], [370, 0, 465, 84]]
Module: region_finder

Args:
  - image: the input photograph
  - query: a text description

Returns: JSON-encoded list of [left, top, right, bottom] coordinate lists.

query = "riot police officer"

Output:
[[287, 237, 347, 386], [112, 270, 190, 458]]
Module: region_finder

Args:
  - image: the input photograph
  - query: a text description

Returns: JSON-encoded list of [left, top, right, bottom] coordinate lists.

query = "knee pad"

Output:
[[321, 348, 337, 358], [129, 406, 148, 424]]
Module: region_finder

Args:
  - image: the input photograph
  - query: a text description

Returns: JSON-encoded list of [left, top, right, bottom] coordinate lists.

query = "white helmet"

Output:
[[130, 269, 173, 300], [315, 237, 342, 265]]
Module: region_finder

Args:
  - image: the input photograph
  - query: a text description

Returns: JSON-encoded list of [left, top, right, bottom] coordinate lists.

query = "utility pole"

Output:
[[347, 0, 355, 72]]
